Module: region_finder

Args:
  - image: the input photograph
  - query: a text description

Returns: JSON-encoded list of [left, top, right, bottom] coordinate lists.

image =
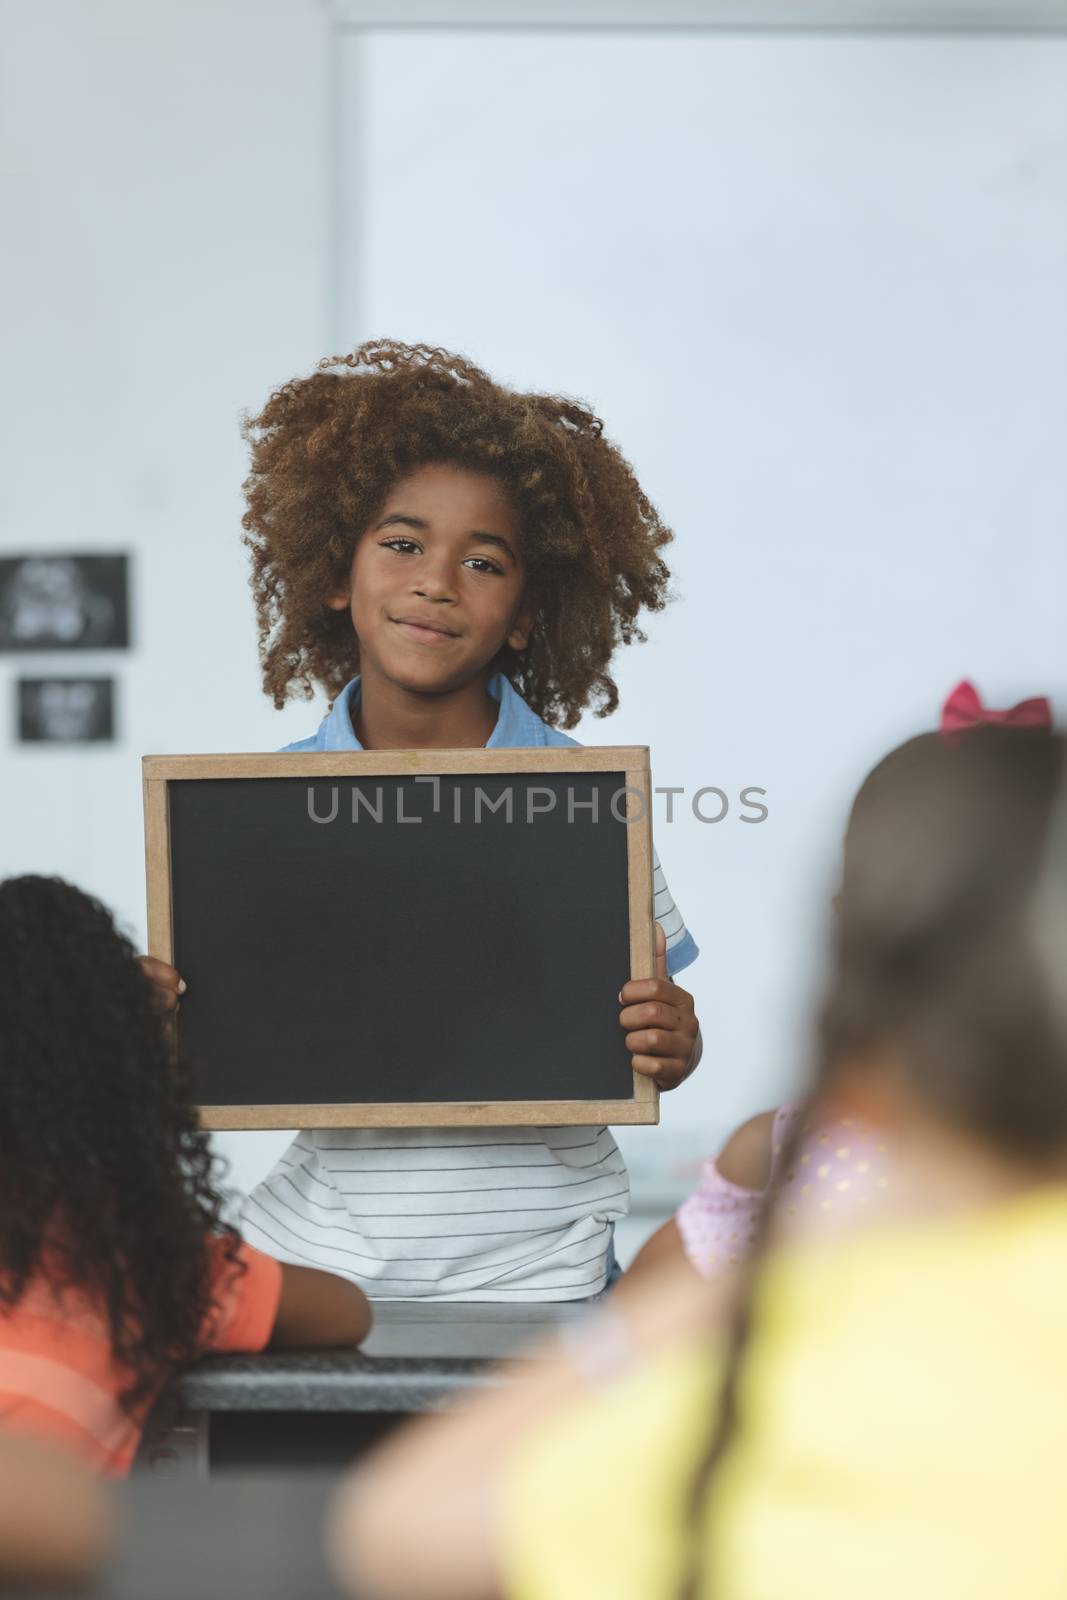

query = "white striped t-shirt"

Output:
[[239, 672, 699, 1301]]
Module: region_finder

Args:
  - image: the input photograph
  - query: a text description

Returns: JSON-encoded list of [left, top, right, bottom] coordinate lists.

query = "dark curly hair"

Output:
[[241, 340, 673, 728], [0, 875, 242, 1416]]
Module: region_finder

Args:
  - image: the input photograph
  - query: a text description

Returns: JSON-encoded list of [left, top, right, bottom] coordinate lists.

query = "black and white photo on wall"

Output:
[[0, 554, 129, 651], [17, 677, 116, 745]]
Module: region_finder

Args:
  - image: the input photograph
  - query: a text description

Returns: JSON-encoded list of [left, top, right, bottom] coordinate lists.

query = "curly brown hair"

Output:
[[241, 340, 673, 728]]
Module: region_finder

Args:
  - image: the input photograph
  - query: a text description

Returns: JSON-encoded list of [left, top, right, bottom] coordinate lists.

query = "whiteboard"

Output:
[[336, 29, 1067, 1166]]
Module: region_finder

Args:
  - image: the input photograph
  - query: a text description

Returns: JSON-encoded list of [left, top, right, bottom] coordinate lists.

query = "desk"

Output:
[[138, 1299, 591, 1479]]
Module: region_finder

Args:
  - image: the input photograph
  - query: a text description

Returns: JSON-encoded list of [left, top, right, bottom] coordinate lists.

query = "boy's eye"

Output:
[[380, 539, 503, 577]]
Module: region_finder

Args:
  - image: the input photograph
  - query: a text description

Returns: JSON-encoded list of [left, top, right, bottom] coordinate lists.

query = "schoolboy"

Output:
[[147, 340, 702, 1300]]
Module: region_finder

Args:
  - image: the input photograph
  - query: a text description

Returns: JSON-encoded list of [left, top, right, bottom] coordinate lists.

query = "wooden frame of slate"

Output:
[[143, 748, 657, 1129]]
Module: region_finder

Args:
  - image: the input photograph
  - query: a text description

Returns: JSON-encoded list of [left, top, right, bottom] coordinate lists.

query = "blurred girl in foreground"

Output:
[[627, 680, 1054, 1288], [330, 720, 1067, 1600]]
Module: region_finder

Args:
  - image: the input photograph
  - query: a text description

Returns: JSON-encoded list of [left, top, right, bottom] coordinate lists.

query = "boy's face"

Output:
[[327, 462, 535, 698]]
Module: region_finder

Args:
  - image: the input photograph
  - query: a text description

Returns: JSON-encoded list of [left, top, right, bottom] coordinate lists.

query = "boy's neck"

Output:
[[352, 668, 500, 750]]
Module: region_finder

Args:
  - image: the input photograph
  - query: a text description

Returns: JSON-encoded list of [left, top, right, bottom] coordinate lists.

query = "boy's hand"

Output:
[[138, 956, 186, 1013], [619, 923, 701, 1092]]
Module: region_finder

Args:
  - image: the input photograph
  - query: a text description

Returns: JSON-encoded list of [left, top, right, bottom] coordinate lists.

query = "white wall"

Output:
[[3, 6, 1066, 1204], [1, 0, 333, 1193], [346, 26, 1067, 1179]]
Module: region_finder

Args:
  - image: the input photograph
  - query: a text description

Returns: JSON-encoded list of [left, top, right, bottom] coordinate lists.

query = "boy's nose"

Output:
[[412, 568, 459, 603]]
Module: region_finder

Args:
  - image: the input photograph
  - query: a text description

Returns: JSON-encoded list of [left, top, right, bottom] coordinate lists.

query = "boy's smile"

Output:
[[326, 462, 535, 714], [390, 615, 460, 644]]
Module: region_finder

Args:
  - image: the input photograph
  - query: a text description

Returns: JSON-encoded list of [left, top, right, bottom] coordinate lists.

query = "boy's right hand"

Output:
[[138, 956, 186, 1013]]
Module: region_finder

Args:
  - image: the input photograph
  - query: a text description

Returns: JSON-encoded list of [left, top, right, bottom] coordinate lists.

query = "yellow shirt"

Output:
[[504, 1188, 1067, 1600]]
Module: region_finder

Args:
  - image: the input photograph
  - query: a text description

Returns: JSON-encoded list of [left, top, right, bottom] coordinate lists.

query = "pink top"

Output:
[[675, 1103, 895, 1278]]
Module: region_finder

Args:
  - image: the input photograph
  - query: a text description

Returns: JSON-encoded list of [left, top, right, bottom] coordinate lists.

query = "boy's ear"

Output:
[[507, 595, 537, 653]]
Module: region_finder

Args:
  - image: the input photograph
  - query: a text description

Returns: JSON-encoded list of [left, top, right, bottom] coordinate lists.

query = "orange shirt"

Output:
[[0, 1238, 282, 1474]]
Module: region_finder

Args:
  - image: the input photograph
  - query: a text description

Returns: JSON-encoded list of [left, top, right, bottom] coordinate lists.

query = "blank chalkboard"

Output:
[[143, 748, 656, 1128]]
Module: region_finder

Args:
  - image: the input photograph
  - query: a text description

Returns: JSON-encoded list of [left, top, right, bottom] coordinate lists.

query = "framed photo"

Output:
[[0, 554, 129, 651], [17, 677, 116, 744]]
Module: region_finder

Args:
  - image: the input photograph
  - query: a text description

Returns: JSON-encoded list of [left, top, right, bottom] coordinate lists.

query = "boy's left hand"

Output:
[[619, 923, 701, 1092]]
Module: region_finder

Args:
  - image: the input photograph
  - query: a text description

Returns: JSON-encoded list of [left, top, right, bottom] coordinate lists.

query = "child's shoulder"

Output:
[[278, 679, 359, 754], [486, 672, 580, 752]]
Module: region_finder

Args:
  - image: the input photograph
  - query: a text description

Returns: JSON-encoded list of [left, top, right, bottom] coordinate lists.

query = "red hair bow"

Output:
[[940, 679, 1053, 737]]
